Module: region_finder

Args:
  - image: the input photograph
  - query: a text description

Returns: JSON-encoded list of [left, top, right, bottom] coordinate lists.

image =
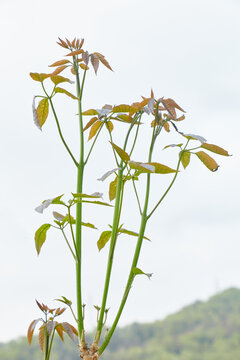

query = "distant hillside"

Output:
[[1, 288, 240, 360]]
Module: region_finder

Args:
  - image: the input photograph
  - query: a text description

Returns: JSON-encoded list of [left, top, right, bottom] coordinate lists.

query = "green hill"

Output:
[[1, 288, 240, 360]]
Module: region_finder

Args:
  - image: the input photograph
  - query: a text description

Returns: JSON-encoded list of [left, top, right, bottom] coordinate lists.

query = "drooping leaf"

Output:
[[119, 228, 150, 241], [161, 98, 185, 120], [61, 322, 75, 341], [55, 323, 64, 341], [30, 73, 50, 82], [82, 51, 89, 65], [196, 151, 219, 171], [54, 87, 78, 100], [35, 224, 51, 255], [94, 52, 113, 71], [201, 143, 230, 156], [114, 114, 133, 123], [180, 151, 191, 169], [38, 327, 45, 352], [109, 175, 118, 201], [35, 195, 64, 213], [49, 59, 70, 67], [98, 168, 120, 181], [51, 65, 68, 75], [164, 122, 170, 132], [51, 75, 73, 85], [128, 161, 177, 174], [27, 318, 42, 345], [97, 231, 112, 251], [163, 143, 183, 150], [90, 54, 100, 75], [183, 133, 207, 144], [47, 321, 56, 335], [66, 49, 84, 56], [88, 120, 102, 140], [56, 296, 72, 306], [132, 267, 153, 279], [82, 109, 98, 116], [83, 116, 98, 131], [110, 142, 130, 162], [36, 98, 49, 128], [105, 120, 114, 132]]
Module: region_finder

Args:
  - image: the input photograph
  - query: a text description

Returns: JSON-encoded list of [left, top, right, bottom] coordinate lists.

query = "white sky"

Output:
[[0, 0, 239, 343]]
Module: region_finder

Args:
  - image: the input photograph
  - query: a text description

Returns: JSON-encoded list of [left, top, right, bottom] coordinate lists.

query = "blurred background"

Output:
[[0, 0, 239, 347]]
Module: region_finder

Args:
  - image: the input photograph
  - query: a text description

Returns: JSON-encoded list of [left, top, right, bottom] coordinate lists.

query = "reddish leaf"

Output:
[[51, 65, 68, 75], [61, 322, 74, 341], [49, 59, 70, 67], [27, 318, 41, 345], [66, 49, 84, 56], [88, 120, 102, 140], [47, 321, 56, 335], [38, 327, 45, 352], [36, 300, 45, 311], [94, 52, 113, 71], [82, 51, 89, 65], [55, 323, 64, 341], [90, 54, 100, 74], [57, 38, 68, 49]]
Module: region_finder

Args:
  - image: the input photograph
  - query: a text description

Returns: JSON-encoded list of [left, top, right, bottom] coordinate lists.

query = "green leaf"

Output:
[[35, 224, 51, 255], [110, 142, 130, 162], [30, 73, 50, 82], [119, 228, 150, 241], [196, 151, 219, 172], [128, 161, 177, 174], [82, 109, 98, 116], [36, 98, 49, 128], [81, 200, 113, 207], [88, 120, 102, 140], [72, 192, 103, 199], [132, 267, 153, 279], [54, 87, 78, 100], [97, 231, 112, 251], [180, 151, 191, 169], [81, 222, 97, 229], [201, 143, 230, 156], [56, 296, 72, 306], [50, 75, 73, 85], [163, 143, 183, 150], [109, 175, 118, 201]]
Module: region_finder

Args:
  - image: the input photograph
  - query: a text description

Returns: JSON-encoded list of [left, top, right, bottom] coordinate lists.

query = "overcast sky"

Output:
[[0, 0, 239, 343]]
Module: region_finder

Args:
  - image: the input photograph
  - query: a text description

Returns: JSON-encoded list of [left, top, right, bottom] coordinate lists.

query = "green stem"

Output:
[[48, 98, 78, 167], [132, 178, 142, 215], [46, 329, 55, 360], [147, 140, 189, 219], [98, 118, 157, 355], [43, 326, 49, 360], [84, 122, 104, 165], [61, 228, 76, 260], [74, 59, 85, 342]]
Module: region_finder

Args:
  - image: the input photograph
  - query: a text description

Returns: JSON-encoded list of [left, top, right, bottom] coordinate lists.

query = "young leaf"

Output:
[[27, 318, 42, 345], [113, 104, 134, 113], [49, 59, 70, 67], [83, 116, 98, 131], [35, 224, 51, 255], [106, 120, 114, 132], [163, 144, 183, 150], [114, 114, 133, 123], [81, 200, 112, 207], [80, 63, 89, 71], [47, 321, 56, 335], [94, 52, 113, 71], [196, 151, 219, 171], [89, 120, 102, 140], [81, 222, 97, 229], [54, 87, 78, 100], [82, 51, 89, 65], [128, 161, 177, 174], [132, 267, 153, 279], [36, 98, 49, 128], [51, 65, 68, 75], [109, 175, 118, 201], [201, 143, 230, 156], [61, 322, 75, 341], [119, 228, 150, 241], [66, 49, 84, 56], [90, 54, 100, 75], [180, 151, 191, 169], [30, 73, 50, 82], [110, 142, 130, 162], [38, 327, 45, 352], [55, 323, 64, 341], [97, 231, 112, 251], [51, 75, 73, 85]]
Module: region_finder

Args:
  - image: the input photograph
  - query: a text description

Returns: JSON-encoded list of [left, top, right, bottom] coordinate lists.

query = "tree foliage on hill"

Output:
[[1, 288, 240, 360]]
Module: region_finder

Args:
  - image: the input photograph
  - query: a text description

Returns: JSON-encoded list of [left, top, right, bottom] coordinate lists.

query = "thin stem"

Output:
[[98, 118, 157, 356], [69, 305, 79, 324], [46, 329, 55, 360], [74, 58, 85, 341], [147, 141, 189, 219], [48, 98, 79, 167], [129, 114, 142, 158], [61, 228, 76, 260], [132, 177, 142, 215], [43, 326, 49, 360], [106, 121, 119, 167], [84, 122, 104, 165]]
